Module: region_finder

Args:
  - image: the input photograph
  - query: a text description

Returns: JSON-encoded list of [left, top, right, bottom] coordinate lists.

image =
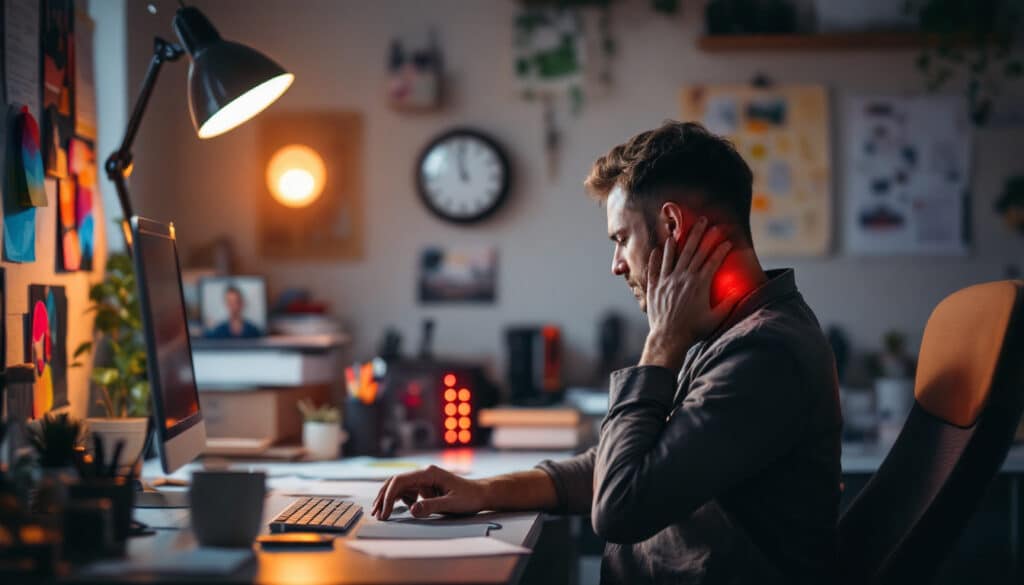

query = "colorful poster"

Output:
[[59, 138, 96, 271], [24, 285, 69, 417], [2, 106, 37, 263], [15, 107, 48, 207], [57, 179, 81, 271], [42, 0, 74, 179], [681, 85, 832, 257], [842, 95, 970, 255]]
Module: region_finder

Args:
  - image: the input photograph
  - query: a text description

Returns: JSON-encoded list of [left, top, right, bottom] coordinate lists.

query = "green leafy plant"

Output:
[[72, 253, 149, 418], [27, 413, 85, 468], [908, 0, 1024, 125], [298, 399, 341, 424]]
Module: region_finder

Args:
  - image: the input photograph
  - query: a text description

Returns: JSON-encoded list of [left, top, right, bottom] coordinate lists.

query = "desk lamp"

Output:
[[105, 2, 294, 246]]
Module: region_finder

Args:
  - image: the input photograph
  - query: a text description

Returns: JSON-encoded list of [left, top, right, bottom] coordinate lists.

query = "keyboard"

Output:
[[270, 497, 363, 533]]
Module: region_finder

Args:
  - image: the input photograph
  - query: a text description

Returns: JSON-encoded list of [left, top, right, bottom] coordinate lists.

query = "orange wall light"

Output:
[[266, 144, 326, 208]]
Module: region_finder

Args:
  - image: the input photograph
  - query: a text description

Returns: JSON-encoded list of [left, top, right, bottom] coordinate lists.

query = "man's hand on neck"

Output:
[[638, 218, 740, 372]]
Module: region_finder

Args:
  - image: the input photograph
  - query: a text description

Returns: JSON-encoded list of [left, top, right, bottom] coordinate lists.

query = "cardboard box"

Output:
[[199, 385, 331, 443]]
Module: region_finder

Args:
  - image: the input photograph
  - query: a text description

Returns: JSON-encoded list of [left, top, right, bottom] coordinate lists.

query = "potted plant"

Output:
[[298, 399, 344, 461], [72, 253, 150, 475]]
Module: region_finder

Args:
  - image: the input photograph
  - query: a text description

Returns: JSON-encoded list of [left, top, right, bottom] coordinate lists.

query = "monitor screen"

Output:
[[135, 222, 201, 439]]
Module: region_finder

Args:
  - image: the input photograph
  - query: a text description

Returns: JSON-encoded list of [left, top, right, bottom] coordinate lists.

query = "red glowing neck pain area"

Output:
[[710, 266, 759, 309]]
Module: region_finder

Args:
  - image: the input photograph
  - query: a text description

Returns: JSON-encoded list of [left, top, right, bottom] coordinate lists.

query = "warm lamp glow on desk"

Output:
[[105, 3, 294, 246]]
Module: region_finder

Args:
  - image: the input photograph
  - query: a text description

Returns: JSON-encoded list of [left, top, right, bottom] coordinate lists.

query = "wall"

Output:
[[126, 0, 1024, 388], [1, 0, 114, 417]]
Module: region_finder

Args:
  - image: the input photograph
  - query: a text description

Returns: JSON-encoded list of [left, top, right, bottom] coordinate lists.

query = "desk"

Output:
[[69, 449, 572, 585]]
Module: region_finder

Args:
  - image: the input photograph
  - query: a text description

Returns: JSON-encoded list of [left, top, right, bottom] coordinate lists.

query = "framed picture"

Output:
[[198, 276, 268, 339], [418, 245, 498, 303]]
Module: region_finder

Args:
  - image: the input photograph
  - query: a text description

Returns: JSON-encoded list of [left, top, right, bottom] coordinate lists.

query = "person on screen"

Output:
[[205, 285, 263, 338]]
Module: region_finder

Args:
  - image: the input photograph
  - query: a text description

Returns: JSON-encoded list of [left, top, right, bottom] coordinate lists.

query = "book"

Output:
[[478, 407, 580, 428], [490, 426, 580, 450]]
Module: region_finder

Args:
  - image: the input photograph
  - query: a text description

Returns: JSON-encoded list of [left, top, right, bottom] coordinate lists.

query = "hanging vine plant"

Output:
[[907, 0, 1024, 126]]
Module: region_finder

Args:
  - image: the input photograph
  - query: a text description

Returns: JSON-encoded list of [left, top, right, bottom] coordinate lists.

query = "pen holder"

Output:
[[343, 398, 395, 457], [69, 476, 135, 548]]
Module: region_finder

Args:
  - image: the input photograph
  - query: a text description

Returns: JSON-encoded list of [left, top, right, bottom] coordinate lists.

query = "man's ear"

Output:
[[659, 202, 686, 242]]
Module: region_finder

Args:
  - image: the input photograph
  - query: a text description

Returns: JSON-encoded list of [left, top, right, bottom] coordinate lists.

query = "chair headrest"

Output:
[[915, 280, 1023, 427]]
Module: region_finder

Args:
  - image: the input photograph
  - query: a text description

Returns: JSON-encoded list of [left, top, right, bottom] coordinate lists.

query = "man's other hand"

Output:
[[372, 465, 487, 520]]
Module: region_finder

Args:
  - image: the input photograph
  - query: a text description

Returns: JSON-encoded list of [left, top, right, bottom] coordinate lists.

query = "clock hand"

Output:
[[456, 141, 469, 182]]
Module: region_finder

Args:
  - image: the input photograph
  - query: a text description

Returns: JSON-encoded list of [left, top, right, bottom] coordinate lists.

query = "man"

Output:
[[206, 285, 263, 338], [373, 121, 842, 584]]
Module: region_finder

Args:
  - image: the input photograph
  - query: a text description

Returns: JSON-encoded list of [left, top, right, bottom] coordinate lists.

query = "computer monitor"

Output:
[[131, 216, 206, 474]]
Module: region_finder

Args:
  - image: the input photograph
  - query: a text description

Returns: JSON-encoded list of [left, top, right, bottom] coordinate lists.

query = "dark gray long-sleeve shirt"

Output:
[[537, 269, 842, 584]]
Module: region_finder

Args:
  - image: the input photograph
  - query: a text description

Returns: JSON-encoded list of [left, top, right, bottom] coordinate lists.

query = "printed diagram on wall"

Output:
[[681, 85, 832, 257], [843, 95, 970, 255], [418, 246, 498, 304], [24, 285, 69, 417]]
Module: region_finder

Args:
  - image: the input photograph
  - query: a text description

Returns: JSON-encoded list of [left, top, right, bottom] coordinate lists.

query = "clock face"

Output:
[[416, 129, 510, 224]]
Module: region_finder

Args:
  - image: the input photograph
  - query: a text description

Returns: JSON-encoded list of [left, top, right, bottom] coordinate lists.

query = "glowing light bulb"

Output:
[[266, 144, 326, 208]]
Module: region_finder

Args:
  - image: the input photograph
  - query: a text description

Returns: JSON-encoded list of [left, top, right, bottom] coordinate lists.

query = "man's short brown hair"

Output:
[[585, 120, 754, 244]]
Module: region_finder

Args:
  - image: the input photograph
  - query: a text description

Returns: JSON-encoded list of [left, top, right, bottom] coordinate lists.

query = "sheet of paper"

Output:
[[356, 521, 494, 540], [4, 0, 41, 120], [133, 508, 190, 530], [344, 536, 530, 558], [266, 476, 377, 498], [2, 109, 39, 264]]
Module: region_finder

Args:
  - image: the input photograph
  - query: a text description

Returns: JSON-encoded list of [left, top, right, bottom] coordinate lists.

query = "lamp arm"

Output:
[[104, 37, 185, 241]]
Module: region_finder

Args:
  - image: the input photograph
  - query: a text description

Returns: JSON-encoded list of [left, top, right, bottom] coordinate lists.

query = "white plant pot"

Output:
[[303, 422, 343, 461], [85, 417, 148, 475]]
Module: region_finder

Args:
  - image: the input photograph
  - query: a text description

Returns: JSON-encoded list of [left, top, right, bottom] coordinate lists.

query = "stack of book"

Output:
[[478, 407, 584, 450]]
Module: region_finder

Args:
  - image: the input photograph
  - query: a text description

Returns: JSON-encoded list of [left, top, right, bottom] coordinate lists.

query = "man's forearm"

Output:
[[480, 469, 558, 512]]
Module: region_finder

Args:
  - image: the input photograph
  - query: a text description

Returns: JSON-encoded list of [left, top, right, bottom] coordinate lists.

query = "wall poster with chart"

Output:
[[842, 95, 970, 255], [681, 84, 832, 257]]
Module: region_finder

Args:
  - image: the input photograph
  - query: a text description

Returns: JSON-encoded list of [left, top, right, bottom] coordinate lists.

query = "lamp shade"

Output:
[[174, 7, 293, 139]]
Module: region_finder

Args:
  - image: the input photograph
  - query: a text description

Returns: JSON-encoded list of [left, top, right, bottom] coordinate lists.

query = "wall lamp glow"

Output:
[[106, 2, 294, 246], [266, 144, 326, 208]]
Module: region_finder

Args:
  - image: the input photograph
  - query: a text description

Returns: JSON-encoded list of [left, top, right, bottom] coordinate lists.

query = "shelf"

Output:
[[697, 32, 939, 52]]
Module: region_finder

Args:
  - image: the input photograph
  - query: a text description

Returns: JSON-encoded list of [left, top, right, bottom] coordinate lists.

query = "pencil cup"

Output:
[[343, 398, 391, 457]]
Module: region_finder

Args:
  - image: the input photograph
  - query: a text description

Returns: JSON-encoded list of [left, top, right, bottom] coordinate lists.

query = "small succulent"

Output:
[[26, 412, 85, 469], [298, 399, 341, 424]]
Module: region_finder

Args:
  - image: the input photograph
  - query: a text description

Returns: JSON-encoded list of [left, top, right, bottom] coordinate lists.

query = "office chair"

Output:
[[837, 280, 1024, 585]]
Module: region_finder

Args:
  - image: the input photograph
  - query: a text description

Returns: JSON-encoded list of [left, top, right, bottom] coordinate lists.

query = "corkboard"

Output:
[[257, 112, 364, 259]]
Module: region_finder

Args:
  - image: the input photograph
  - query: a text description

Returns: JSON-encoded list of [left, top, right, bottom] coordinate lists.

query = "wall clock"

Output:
[[416, 128, 511, 224]]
